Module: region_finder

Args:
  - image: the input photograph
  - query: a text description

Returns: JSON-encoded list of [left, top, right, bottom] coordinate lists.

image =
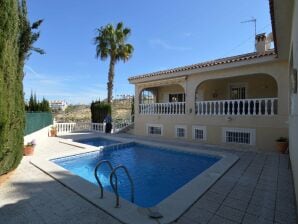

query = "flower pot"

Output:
[[23, 146, 34, 156], [276, 141, 288, 154], [50, 129, 57, 137]]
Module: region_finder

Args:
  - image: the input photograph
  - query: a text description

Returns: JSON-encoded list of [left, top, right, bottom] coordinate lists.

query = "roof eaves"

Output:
[[269, 0, 278, 55], [128, 51, 276, 82]]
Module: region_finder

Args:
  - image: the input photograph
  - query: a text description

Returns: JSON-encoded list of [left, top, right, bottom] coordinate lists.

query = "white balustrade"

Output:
[[139, 102, 185, 115], [56, 123, 76, 134], [195, 98, 278, 116], [55, 122, 105, 134]]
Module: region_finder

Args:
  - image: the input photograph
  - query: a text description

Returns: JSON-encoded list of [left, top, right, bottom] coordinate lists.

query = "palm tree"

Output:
[[94, 22, 134, 103], [19, 0, 45, 77]]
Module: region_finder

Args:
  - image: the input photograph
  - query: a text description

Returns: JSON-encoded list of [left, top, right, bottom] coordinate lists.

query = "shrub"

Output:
[[90, 100, 111, 123], [0, 0, 25, 175]]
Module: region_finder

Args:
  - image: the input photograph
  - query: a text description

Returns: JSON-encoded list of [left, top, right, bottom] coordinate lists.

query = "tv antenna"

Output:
[[241, 17, 257, 37]]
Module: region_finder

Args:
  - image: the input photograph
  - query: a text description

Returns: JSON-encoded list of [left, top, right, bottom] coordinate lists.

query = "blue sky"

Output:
[[25, 0, 272, 104]]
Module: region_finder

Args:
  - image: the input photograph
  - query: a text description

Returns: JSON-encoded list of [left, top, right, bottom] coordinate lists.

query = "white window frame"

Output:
[[192, 125, 207, 141], [146, 124, 163, 136], [175, 125, 187, 138], [228, 83, 248, 99], [222, 127, 256, 145]]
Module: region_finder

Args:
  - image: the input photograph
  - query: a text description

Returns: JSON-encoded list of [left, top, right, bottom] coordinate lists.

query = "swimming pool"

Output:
[[75, 137, 120, 147], [52, 142, 220, 208]]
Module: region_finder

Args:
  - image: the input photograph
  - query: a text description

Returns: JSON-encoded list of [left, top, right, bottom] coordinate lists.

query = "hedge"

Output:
[[91, 101, 111, 123]]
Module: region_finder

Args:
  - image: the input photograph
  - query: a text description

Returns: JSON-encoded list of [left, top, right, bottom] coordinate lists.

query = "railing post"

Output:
[[271, 99, 274, 115]]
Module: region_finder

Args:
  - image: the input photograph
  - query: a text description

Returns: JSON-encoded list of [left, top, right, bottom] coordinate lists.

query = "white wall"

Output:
[[289, 0, 298, 213], [24, 125, 52, 146]]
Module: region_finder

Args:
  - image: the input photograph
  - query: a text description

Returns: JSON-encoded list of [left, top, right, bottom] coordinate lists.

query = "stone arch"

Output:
[[194, 73, 278, 102]]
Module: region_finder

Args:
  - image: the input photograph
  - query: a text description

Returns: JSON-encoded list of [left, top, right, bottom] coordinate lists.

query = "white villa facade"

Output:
[[129, 37, 288, 151], [49, 100, 68, 111], [129, 0, 298, 209]]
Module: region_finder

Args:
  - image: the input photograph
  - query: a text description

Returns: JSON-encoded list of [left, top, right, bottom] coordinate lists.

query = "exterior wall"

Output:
[[157, 85, 184, 103], [24, 125, 52, 146], [133, 115, 288, 151], [133, 59, 289, 151], [196, 74, 277, 101], [289, 0, 298, 214]]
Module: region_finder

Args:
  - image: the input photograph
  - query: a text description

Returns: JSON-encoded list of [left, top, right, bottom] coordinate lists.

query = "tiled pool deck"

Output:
[[0, 133, 296, 224]]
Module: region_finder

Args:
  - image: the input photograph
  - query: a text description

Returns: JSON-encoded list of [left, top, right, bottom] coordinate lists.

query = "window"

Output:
[[222, 128, 255, 145], [141, 90, 154, 104], [147, 124, 163, 136], [169, 93, 185, 102], [230, 84, 247, 99], [192, 126, 206, 141], [175, 125, 187, 138]]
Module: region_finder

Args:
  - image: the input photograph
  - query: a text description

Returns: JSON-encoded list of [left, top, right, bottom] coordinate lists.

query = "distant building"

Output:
[[49, 100, 68, 111]]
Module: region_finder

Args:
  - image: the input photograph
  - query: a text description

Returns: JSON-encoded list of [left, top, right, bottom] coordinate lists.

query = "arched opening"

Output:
[[139, 84, 185, 114], [195, 74, 278, 115]]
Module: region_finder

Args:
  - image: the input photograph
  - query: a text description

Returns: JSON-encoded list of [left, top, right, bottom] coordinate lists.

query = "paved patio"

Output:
[[0, 133, 296, 224]]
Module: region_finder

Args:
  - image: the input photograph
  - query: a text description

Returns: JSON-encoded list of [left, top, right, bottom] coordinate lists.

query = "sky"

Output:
[[25, 0, 272, 104]]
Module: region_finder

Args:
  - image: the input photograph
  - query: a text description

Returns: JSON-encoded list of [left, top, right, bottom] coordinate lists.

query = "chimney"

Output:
[[255, 33, 266, 53]]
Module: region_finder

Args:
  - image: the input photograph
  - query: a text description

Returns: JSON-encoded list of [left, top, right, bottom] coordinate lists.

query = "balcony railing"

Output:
[[139, 102, 185, 115], [196, 98, 278, 116]]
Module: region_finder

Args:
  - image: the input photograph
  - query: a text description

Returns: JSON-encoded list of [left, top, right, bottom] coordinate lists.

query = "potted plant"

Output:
[[23, 140, 36, 156], [50, 126, 57, 137], [276, 137, 288, 153]]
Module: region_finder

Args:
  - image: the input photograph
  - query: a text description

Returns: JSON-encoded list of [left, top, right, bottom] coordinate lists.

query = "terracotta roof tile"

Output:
[[128, 50, 276, 81]]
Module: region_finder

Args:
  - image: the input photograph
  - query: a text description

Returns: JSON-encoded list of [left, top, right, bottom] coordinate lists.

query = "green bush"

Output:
[[90, 100, 111, 123], [0, 0, 43, 175], [0, 0, 25, 175]]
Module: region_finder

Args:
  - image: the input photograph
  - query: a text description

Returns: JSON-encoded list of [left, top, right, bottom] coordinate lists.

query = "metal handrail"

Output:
[[110, 165, 135, 208], [94, 160, 113, 198]]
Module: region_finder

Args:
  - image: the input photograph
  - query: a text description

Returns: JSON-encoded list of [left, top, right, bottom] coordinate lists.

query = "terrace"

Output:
[[1, 132, 296, 224]]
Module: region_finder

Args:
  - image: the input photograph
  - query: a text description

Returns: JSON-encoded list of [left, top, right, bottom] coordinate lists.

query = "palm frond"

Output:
[[31, 19, 43, 29], [94, 22, 133, 62], [30, 47, 45, 55]]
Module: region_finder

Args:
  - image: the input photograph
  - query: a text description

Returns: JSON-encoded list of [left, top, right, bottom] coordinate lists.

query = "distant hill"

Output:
[[54, 99, 132, 123], [54, 105, 91, 123]]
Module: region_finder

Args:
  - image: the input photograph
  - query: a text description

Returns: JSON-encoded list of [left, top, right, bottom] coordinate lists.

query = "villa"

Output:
[[49, 100, 68, 111], [1, 1, 298, 224], [129, 0, 298, 217], [129, 36, 287, 151]]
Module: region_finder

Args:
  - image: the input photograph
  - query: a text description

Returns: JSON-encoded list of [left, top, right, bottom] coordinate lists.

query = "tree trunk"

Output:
[[107, 58, 115, 104]]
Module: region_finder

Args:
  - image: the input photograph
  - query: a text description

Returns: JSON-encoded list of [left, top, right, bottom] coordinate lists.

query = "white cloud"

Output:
[[149, 39, 191, 51], [23, 65, 133, 104]]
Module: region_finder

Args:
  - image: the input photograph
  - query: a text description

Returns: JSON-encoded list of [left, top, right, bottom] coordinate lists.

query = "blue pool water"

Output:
[[52, 143, 220, 207], [75, 137, 120, 147]]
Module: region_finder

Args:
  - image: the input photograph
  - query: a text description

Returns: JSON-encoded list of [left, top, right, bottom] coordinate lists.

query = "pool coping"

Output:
[[31, 136, 239, 224]]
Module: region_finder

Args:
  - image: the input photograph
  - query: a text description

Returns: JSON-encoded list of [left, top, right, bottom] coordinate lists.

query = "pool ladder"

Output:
[[94, 160, 134, 207]]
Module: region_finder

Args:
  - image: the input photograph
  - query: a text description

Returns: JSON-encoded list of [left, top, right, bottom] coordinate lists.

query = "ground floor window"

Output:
[[175, 125, 187, 138], [222, 127, 255, 145], [192, 126, 206, 141], [147, 124, 163, 136]]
